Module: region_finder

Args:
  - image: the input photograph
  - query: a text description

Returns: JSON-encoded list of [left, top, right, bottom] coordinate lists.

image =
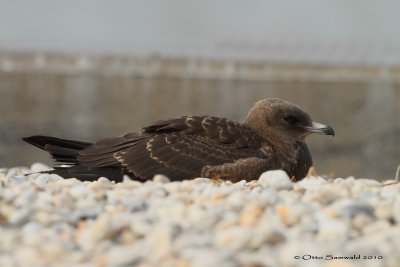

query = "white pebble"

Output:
[[8, 208, 31, 225], [153, 174, 171, 183], [316, 213, 349, 241], [69, 185, 91, 199], [6, 175, 28, 184], [296, 176, 328, 188], [0, 162, 399, 266], [258, 170, 293, 190], [393, 196, 400, 223], [30, 162, 51, 172], [380, 183, 400, 199], [106, 244, 141, 266], [34, 174, 54, 187]]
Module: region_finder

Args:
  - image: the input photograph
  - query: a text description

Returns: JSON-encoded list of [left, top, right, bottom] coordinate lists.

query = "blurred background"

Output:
[[0, 0, 399, 179]]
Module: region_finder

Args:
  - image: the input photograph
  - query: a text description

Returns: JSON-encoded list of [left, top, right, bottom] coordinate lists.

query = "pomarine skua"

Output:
[[23, 98, 334, 182]]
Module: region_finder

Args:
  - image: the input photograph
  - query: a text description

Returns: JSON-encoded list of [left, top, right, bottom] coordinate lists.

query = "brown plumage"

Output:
[[23, 98, 334, 182]]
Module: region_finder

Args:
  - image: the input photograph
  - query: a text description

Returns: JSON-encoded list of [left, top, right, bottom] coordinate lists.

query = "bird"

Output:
[[23, 98, 334, 183]]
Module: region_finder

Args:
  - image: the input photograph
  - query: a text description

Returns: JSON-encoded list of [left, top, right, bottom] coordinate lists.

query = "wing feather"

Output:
[[77, 115, 270, 181]]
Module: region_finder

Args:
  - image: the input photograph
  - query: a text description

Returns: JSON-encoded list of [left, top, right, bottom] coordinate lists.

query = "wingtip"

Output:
[[22, 135, 37, 144], [22, 136, 35, 142], [22, 135, 49, 149]]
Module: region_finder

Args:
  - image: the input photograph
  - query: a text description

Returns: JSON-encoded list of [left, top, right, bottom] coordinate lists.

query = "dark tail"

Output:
[[23, 135, 93, 167], [23, 135, 125, 182]]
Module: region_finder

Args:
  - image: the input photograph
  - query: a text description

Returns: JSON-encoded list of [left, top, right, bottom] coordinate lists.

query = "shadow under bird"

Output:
[[23, 98, 334, 182]]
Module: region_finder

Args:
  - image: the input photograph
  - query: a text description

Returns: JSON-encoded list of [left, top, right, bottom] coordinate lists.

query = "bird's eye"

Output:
[[283, 115, 298, 124]]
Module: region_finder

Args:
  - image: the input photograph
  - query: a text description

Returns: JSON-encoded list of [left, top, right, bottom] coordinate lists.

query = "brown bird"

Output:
[[23, 98, 334, 182]]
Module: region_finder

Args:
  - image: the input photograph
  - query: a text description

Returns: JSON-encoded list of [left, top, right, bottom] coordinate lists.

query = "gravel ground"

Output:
[[0, 163, 399, 267]]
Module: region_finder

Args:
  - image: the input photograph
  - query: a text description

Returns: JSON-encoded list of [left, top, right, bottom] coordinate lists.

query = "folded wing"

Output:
[[79, 116, 269, 181]]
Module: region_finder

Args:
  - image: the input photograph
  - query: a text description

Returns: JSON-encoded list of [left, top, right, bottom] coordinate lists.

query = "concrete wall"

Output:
[[2, 1, 400, 65], [1, 53, 399, 179]]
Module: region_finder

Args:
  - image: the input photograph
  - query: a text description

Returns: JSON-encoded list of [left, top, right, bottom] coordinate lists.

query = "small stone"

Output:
[[153, 174, 170, 183], [106, 244, 142, 266], [240, 202, 264, 226], [6, 166, 30, 178], [8, 208, 31, 225], [122, 175, 133, 182], [276, 204, 307, 226], [345, 176, 356, 182], [98, 177, 111, 184], [258, 170, 293, 190], [148, 224, 181, 258], [352, 213, 374, 230], [352, 179, 382, 195], [334, 178, 345, 184], [6, 175, 29, 184], [34, 211, 53, 225], [69, 185, 91, 199], [362, 220, 391, 235], [192, 177, 212, 184], [41, 242, 66, 263], [30, 162, 51, 172], [249, 226, 286, 247], [215, 226, 252, 250], [316, 213, 349, 241], [57, 177, 82, 186], [302, 186, 340, 204], [341, 202, 375, 218], [296, 176, 328, 188], [34, 174, 55, 187], [380, 183, 400, 199], [264, 229, 286, 245], [393, 196, 400, 223], [374, 202, 393, 220], [50, 174, 64, 181], [13, 247, 42, 266], [356, 178, 381, 187], [14, 188, 37, 207], [181, 248, 231, 267]]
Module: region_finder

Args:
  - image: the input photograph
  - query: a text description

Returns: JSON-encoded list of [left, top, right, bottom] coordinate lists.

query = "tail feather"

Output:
[[45, 144, 81, 158], [23, 135, 131, 182], [23, 135, 93, 150], [23, 135, 93, 166]]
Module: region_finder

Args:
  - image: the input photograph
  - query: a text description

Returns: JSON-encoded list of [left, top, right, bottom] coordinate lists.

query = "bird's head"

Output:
[[245, 98, 334, 142]]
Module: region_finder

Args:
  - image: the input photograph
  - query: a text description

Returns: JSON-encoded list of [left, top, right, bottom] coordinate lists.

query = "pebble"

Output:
[[6, 175, 29, 184], [240, 202, 264, 226], [0, 163, 398, 266], [105, 244, 142, 266], [30, 162, 51, 173], [258, 170, 293, 190], [34, 174, 53, 187], [296, 176, 328, 188], [153, 174, 171, 183], [393, 196, 400, 223], [8, 208, 32, 225], [380, 183, 400, 199], [341, 202, 375, 218], [316, 213, 349, 241]]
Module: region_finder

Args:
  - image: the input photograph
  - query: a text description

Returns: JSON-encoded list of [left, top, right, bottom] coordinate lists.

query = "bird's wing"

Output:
[[118, 116, 269, 180], [78, 116, 271, 181], [77, 132, 144, 168], [142, 116, 263, 148]]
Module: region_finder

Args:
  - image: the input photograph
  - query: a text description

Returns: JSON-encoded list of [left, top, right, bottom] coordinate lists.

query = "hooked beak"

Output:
[[305, 122, 335, 136]]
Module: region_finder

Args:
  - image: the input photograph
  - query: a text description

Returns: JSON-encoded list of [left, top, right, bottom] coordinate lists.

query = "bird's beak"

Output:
[[305, 122, 335, 136]]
